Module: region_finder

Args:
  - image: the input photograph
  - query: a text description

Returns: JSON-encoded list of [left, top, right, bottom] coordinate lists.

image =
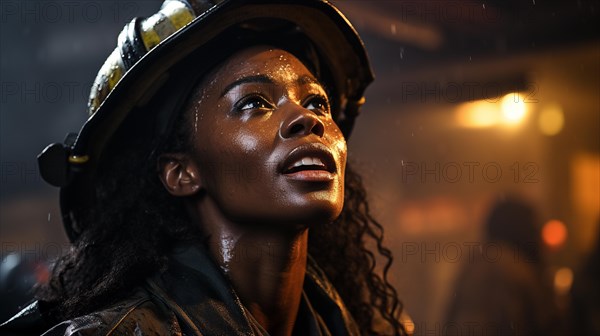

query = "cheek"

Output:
[[232, 127, 263, 153], [337, 138, 347, 167], [329, 128, 348, 169], [337, 140, 348, 192], [195, 124, 273, 191]]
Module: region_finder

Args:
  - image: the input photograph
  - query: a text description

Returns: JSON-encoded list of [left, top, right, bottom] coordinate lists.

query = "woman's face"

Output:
[[183, 46, 347, 229]]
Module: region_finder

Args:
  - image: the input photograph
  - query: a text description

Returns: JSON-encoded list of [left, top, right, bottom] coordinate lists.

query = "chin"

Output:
[[284, 197, 344, 228], [232, 199, 343, 231]]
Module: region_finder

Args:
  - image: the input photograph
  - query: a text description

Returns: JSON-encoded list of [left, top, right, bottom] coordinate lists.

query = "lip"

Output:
[[279, 143, 337, 181]]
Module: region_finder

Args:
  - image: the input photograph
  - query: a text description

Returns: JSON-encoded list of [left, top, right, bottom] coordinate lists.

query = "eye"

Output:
[[236, 94, 273, 112], [305, 95, 330, 114]]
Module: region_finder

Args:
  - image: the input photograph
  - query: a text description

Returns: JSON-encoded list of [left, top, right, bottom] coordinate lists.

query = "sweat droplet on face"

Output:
[[261, 55, 296, 88]]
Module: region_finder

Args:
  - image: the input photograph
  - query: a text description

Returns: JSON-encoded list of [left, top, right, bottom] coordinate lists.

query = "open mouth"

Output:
[[280, 143, 336, 181], [284, 156, 331, 174]]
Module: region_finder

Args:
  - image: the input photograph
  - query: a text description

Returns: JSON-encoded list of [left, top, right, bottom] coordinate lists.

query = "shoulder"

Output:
[[1, 287, 182, 336]]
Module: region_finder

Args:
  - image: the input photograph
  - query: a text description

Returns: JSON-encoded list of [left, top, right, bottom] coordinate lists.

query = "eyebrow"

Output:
[[298, 75, 320, 87], [220, 75, 274, 97], [219, 74, 323, 98]]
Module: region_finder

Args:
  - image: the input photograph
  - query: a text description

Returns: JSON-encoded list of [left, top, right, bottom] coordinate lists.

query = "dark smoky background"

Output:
[[1, 1, 599, 335]]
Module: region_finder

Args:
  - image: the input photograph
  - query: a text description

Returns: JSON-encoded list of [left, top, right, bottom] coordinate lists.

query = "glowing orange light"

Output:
[[542, 219, 567, 248], [455, 100, 499, 128], [554, 267, 574, 295], [455, 92, 529, 129], [538, 103, 564, 136], [500, 93, 527, 125]]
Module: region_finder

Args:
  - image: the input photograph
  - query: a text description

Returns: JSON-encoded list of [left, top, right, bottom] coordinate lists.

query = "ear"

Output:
[[158, 153, 202, 196]]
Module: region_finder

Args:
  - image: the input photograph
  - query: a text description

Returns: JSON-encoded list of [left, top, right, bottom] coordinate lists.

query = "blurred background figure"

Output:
[[570, 219, 600, 336], [445, 197, 563, 335]]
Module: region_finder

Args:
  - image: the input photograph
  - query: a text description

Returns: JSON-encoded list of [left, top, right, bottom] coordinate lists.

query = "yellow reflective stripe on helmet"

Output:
[[88, 48, 125, 116], [162, 1, 195, 30], [141, 1, 195, 51], [169, 10, 194, 29], [152, 15, 177, 41], [141, 18, 164, 51], [88, 0, 199, 116], [107, 55, 124, 90]]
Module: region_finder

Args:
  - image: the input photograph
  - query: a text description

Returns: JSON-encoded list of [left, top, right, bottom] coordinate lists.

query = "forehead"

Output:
[[209, 46, 319, 88]]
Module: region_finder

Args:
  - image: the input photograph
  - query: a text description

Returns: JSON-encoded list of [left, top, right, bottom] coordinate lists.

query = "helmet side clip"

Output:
[[37, 132, 79, 187]]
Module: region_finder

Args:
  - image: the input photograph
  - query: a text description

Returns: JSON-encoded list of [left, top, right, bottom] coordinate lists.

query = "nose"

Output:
[[279, 106, 325, 139]]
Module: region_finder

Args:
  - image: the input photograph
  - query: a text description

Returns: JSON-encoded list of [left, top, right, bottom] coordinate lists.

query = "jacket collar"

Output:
[[145, 243, 360, 336]]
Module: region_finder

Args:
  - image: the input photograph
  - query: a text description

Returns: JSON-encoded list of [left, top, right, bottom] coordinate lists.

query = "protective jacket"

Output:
[[0, 244, 360, 335]]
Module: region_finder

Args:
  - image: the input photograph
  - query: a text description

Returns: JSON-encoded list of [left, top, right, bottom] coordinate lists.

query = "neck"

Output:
[[222, 230, 308, 336], [192, 199, 308, 336]]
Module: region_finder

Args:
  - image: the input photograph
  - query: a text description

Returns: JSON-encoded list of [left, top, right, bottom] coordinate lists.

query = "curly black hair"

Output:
[[36, 42, 406, 336]]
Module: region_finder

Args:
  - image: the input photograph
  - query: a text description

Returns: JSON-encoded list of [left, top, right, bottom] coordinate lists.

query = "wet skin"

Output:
[[158, 46, 347, 335]]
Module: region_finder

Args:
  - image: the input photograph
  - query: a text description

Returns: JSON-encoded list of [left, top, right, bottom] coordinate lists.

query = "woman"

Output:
[[1, 0, 405, 335]]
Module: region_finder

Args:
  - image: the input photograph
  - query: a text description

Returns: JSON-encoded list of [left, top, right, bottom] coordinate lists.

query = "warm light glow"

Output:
[[455, 92, 529, 128], [538, 103, 564, 136], [554, 267, 574, 295], [571, 153, 600, 254], [455, 100, 500, 128], [500, 93, 527, 125], [542, 219, 568, 248], [401, 314, 415, 335]]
